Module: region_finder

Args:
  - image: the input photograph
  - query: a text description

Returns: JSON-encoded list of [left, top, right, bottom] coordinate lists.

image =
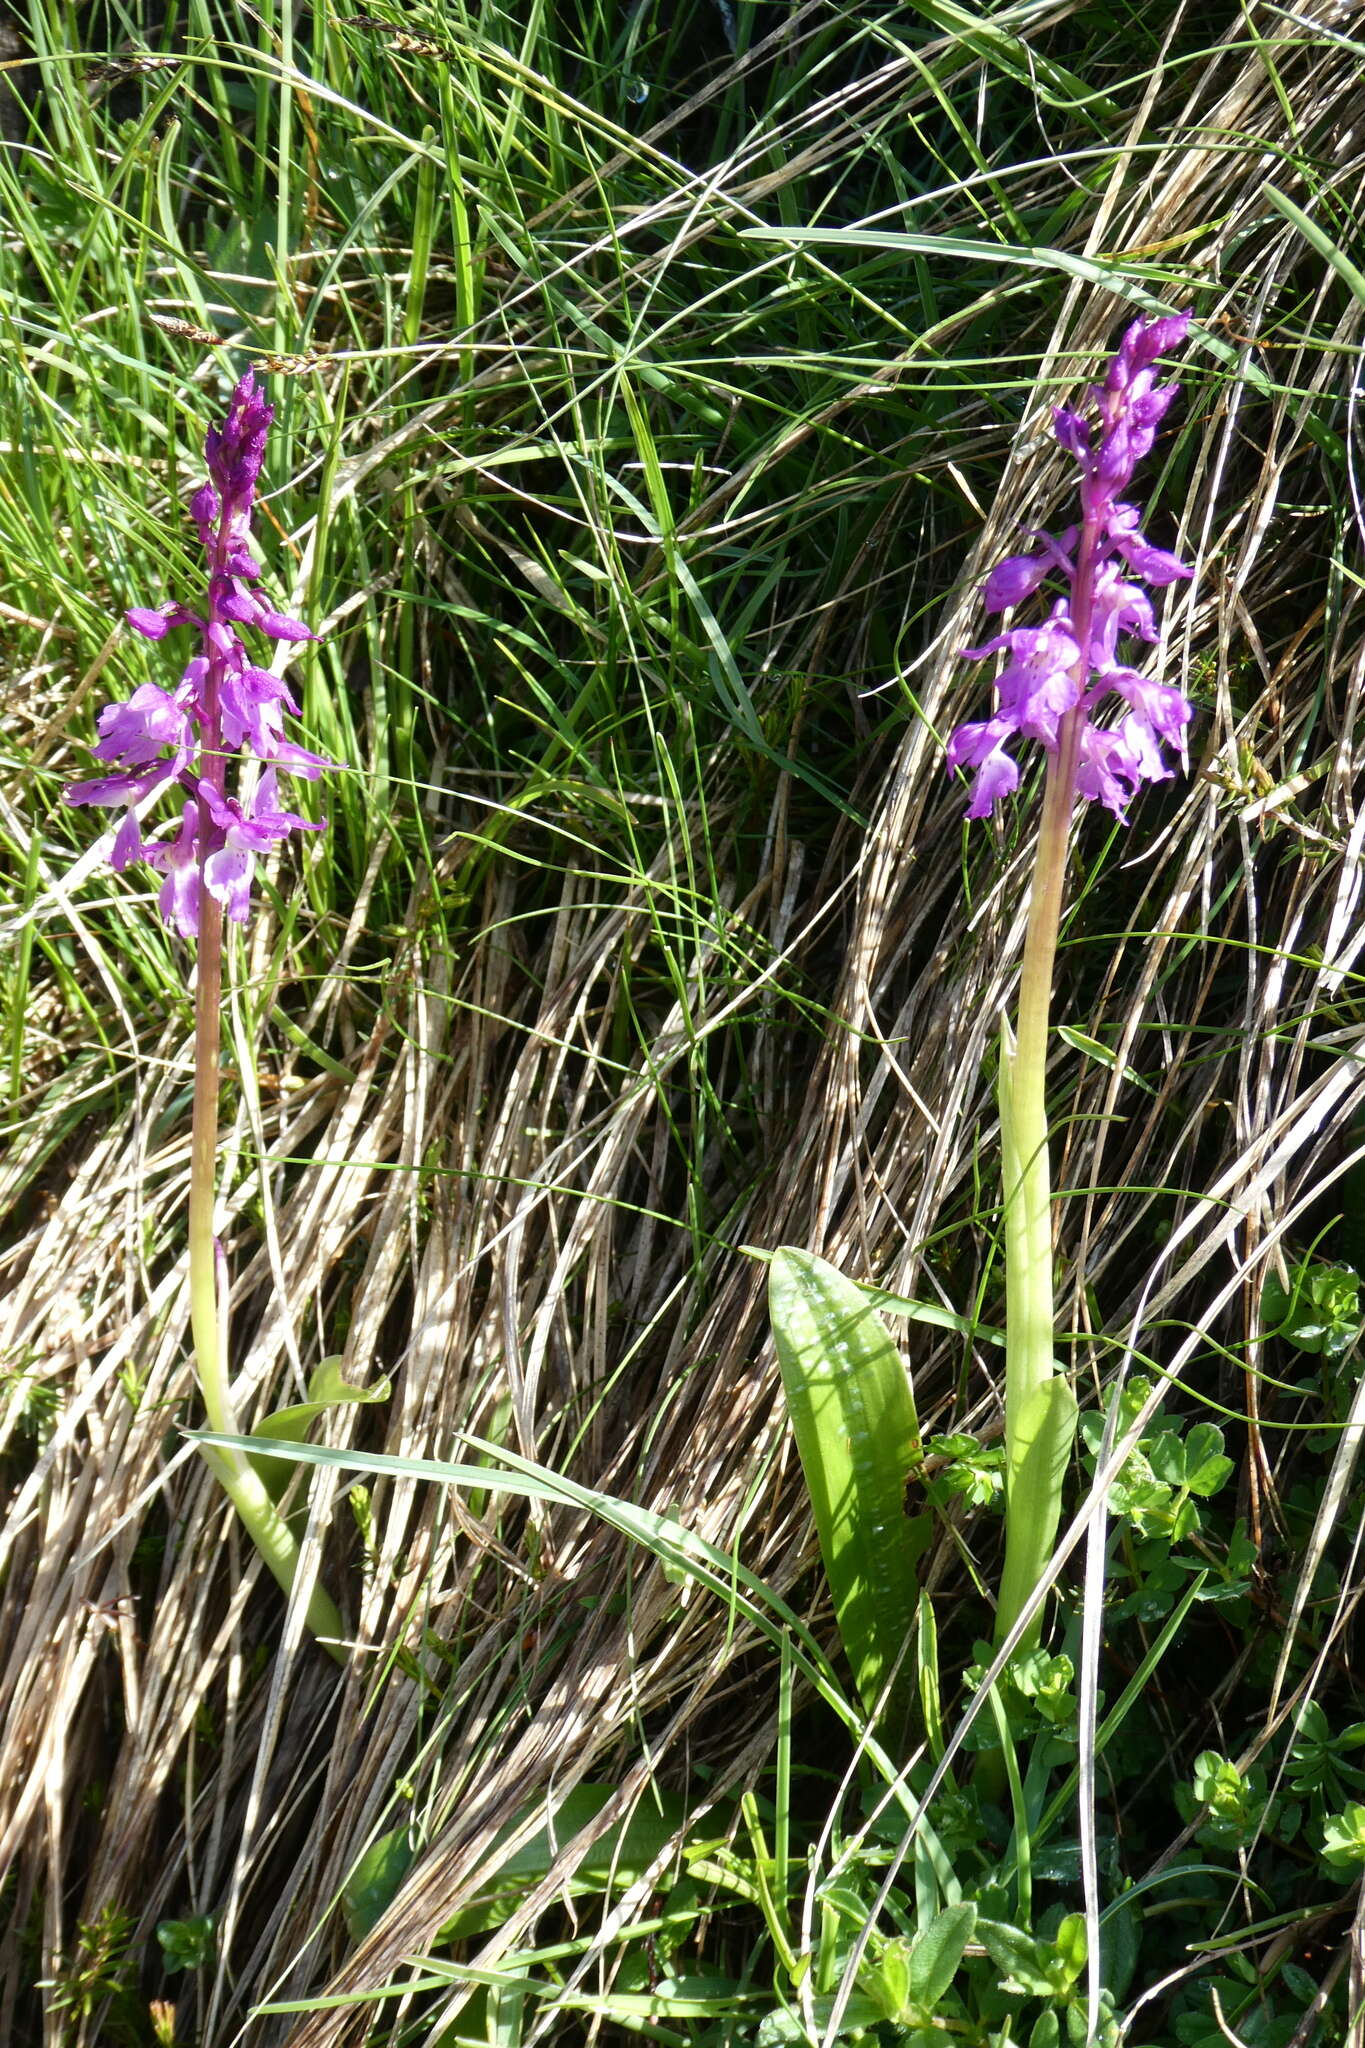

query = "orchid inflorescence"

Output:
[[65, 371, 331, 935], [948, 312, 1193, 822]]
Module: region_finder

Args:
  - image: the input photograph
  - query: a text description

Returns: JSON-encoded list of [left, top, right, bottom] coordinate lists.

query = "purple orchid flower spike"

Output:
[[941, 312, 1198, 1691], [60, 371, 350, 1656], [64, 369, 333, 935], [947, 312, 1193, 823]]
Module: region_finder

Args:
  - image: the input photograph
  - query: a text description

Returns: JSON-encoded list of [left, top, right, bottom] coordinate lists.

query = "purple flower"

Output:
[[145, 803, 203, 939], [199, 773, 324, 923], [110, 809, 145, 872], [982, 551, 1054, 612], [91, 682, 195, 768], [961, 613, 1083, 747], [948, 311, 1193, 821], [945, 720, 1021, 819], [65, 758, 184, 811], [1107, 503, 1188, 585], [1102, 666, 1191, 745], [127, 603, 199, 641], [63, 371, 335, 934]]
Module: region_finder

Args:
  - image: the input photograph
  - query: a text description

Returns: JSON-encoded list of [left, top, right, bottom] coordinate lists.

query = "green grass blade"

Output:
[[1264, 185, 1365, 309]]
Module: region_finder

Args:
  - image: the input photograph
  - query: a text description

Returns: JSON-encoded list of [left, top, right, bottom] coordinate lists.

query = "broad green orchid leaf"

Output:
[[769, 1248, 931, 1730]]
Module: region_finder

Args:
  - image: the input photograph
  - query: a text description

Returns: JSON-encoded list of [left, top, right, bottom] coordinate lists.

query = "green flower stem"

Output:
[[992, 514, 1100, 1656], [188, 891, 345, 1657], [992, 766, 1071, 1656]]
